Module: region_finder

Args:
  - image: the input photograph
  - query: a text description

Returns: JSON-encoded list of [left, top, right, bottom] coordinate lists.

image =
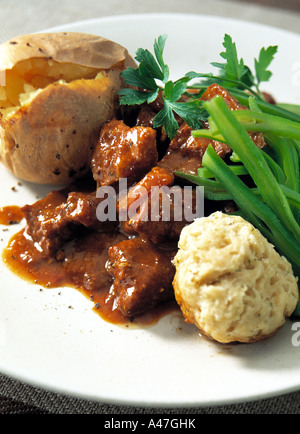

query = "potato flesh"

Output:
[[0, 58, 100, 118]]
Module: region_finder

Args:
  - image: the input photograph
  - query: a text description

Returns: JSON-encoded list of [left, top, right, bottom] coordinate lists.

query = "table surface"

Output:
[[0, 0, 300, 415]]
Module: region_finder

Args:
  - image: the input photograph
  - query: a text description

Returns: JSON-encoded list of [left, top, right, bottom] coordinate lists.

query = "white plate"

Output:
[[1, 13, 300, 408]]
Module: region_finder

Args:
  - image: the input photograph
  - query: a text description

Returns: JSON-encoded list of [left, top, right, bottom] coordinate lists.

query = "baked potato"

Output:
[[0, 32, 136, 184]]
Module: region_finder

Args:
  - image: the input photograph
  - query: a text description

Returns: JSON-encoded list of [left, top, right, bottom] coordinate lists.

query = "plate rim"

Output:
[[41, 11, 300, 40]]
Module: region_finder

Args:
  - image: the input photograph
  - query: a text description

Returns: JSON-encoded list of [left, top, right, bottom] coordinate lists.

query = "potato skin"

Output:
[[0, 32, 135, 71], [0, 71, 121, 184]]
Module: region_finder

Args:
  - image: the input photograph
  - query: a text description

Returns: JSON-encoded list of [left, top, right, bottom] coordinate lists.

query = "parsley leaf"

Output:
[[153, 102, 178, 139], [153, 79, 208, 138], [218, 34, 248, 82], [134, 48, 165, 82], [153, 34, 169, 83], [118, 88, 159, 105], [210, 34, 255, 92], [254, 45, 278, 85], [120, 34, 169, 93], [168, 100, 208, 129], [120, 65, 158, 91]]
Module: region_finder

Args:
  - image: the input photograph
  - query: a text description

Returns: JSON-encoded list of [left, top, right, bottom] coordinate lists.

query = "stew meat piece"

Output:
[[135, 103, 171, 159], [158, 121, 231, 175], [122, 189, 200, 244], [127, 187, 200, 244], [158, 83, 266, 175], [118, 165, 200, 243], [106, 237, 176, 317], [91, 119, 158, 187], [118, 166, 175, 239], [201, 83, 244, 110], [201, 83, 266, 149], [22, 190, 116, 256]]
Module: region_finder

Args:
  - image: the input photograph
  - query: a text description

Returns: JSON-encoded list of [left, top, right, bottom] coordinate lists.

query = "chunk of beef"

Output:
[[124, 185, 201, 244], [58, 231, 126, 293], [117, 166, 174, 236], [135, 103, 171, 159], [158, 122, 231, 175], [22, 190, 116, 256], [262, 91, 276, 105], [91, 119, 158, 187], [122, 175, 203, 244], [117, 164, 201, 244], [118, 166, 174, 209], [59, 191, 105, 229], [201, 83, 244, 110], [158, 83, 266, 175], [135, 104, 156, 128], [22, 189, 70, 256], [201, 83, 266, 149], [106, 237, 176, 317]]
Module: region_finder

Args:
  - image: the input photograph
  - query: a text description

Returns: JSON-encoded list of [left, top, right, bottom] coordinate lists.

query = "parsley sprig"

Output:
[[207, 34, 278, 99], [119, 33, 298, 139]]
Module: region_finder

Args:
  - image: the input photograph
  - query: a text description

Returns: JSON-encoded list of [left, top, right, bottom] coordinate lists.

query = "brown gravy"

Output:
[[2, 225, 178, 326], [0, 206, 24, 225]]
